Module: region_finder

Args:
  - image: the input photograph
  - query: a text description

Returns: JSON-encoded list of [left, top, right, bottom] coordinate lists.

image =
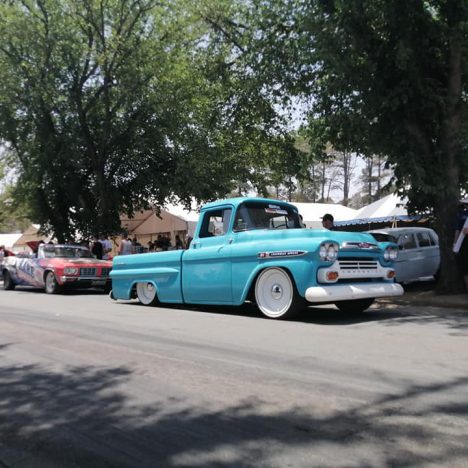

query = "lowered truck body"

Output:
[[111, 197, 403, 319]]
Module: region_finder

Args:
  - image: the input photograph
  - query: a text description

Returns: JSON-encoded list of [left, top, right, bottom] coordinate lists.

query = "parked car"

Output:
[[2, 243, 112, 294], [366, 228, 440, 284], [110, 197, 403, 319]]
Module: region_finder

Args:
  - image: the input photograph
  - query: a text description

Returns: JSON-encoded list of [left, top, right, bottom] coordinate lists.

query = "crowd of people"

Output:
[[89, 233, 189, 260]]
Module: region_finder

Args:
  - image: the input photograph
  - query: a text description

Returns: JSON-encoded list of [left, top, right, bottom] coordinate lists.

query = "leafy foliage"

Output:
[[0, 0, 292, 240], [244, 0, 468, 292]]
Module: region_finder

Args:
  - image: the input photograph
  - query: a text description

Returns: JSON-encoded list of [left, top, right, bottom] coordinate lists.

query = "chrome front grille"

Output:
[[101, 267, 111, 277], [80, 267, 97, 277], [338, 258, 379, 270]]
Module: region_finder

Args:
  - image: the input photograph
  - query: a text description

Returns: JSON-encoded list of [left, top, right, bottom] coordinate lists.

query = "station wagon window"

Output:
[[428, 231, 439, 246], [416, 232, 433, 248], [199, 208, 232, 238], [369, 233, 397, 243], [233, 201, 301, 231], [397, 233, 417, 250]]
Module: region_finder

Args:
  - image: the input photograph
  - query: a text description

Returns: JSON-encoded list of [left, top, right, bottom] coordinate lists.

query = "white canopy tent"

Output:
[[354, 194, 407, 219], [291, 202, 359, 229], [334, 194, 422, 228], [0, 233, 22, 250]]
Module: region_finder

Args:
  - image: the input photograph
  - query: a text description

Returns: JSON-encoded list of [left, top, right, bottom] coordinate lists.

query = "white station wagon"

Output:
[[366, 227, 440, 284]]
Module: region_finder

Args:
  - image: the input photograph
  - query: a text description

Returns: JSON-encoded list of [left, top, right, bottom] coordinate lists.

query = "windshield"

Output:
[[41, 245, 94, 259], [233, 201, 301, 231]]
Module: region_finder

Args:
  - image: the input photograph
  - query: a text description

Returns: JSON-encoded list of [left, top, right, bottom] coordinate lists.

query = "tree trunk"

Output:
[[376, 154, 382, 199], [434, 18, 465, 295], [434, 197, 465, 294], [342, 151, 351, 206]]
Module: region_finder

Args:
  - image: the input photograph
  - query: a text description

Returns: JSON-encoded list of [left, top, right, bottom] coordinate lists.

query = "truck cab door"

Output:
[[182, 207, 233, 304]]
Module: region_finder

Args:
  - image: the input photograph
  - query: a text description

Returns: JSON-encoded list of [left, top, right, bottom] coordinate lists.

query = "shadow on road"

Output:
[[116, 298, 468, 330], [2, 286, 108, 296], [0, 344, 467, 467]]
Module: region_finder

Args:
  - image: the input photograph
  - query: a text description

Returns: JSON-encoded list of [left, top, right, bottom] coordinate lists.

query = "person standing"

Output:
[[175, 235, 184, 250], [321, 213, 335, 230], [454, 199, 468, 246], [454, 200, 468, 292], [91, 237, 103, 259], [99, 235, 113, 260], [119, 234, 135, 255]]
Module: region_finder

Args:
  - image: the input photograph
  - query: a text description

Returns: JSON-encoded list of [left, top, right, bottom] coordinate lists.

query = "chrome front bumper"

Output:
[[59, 276, 110, 284], [305, 282, 404, 303]]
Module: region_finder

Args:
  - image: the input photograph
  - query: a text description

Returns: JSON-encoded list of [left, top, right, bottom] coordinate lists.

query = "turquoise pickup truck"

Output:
[[110, 197, 403, 319]]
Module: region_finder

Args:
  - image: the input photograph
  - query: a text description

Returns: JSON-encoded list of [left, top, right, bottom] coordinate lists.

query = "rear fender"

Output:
[[111, 266, 182, 303]]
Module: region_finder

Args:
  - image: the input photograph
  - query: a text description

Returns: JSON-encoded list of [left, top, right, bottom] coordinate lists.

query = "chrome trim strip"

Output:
[[341, 241, 379, 250], [257, 250, 308, 259]]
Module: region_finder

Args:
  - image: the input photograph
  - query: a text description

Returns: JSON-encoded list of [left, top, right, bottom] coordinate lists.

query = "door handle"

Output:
[[192, 241, 200, 249]]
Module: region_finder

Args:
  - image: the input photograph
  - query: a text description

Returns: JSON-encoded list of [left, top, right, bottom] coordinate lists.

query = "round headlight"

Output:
[[384, 247, 398, 261], [319, 245, 327, 260], [327, 245, 338, 261]]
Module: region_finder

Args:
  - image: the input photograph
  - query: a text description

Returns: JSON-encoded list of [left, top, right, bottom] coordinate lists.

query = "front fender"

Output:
[[237, 257, 318, 304]]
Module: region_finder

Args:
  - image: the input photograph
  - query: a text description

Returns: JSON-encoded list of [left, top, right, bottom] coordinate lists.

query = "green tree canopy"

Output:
[[243, 0, 468, 292], [0, 0, 297, 241]]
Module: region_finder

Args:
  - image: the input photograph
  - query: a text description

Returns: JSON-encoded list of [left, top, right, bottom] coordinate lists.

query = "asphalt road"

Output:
[[0, 288, 467, 468]]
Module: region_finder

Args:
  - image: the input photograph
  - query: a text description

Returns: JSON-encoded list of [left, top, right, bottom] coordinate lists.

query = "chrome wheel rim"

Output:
[[255, 268, 293, 318], [45, 273, 55, 293], [136, 282, 157, 305]]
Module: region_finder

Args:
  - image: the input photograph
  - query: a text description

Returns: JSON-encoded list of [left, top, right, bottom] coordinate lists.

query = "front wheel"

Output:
[[335, 298, 374, 313], [255, 267, 304, 319], [44, 271, 62, 294], [136, 282, 159, 306], [3, 270, 15, 290]]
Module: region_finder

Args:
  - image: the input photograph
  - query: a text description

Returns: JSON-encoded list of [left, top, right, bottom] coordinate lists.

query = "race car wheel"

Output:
[[335, 298, 374, 313], [3, 270, 15, 290], [45, 271, 62, 294], [136, 282, 159, 306], [255, 267, 303, 319]]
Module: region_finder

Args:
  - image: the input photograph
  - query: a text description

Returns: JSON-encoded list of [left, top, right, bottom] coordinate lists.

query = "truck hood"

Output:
[[46, 258, 113, 267], [235, 228, 379, 247]]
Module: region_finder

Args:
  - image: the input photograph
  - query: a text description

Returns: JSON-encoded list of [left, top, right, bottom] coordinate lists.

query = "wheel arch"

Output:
[[43, 268, 56, 281], [131, 279, 159, 299]]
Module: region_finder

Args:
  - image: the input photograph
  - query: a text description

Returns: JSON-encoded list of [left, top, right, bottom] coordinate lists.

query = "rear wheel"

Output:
[[3, 270, 15, 290], [45, 271, 62, 294], [136, 282, 159, 306], [335, 298, 374, 313], [255, 267, 304, 319]]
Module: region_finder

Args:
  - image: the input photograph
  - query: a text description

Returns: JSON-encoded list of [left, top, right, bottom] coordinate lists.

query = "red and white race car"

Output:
[[1, 242, 112, 294]]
